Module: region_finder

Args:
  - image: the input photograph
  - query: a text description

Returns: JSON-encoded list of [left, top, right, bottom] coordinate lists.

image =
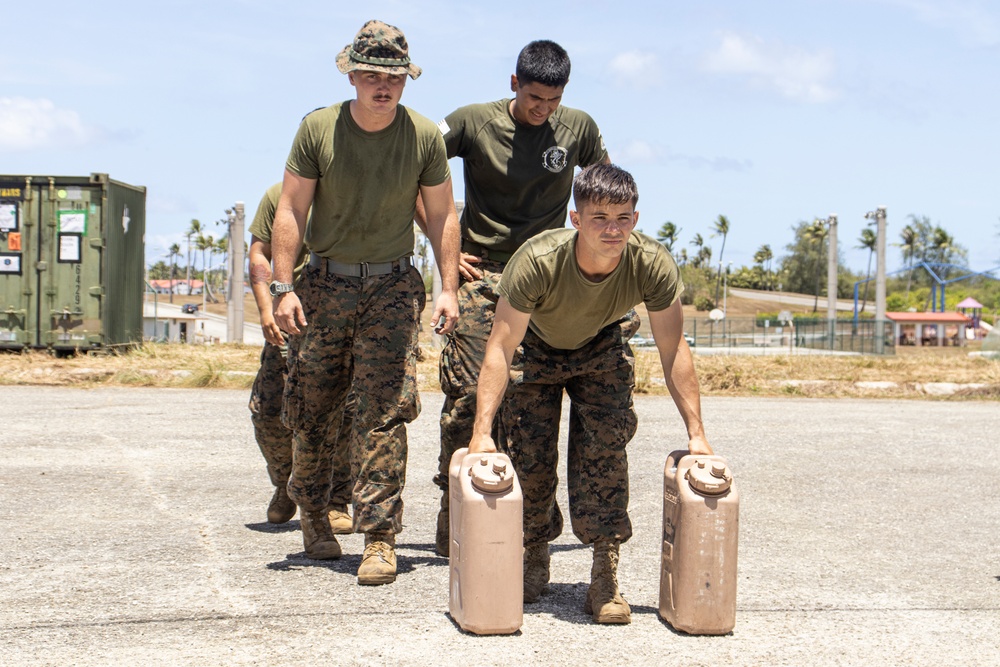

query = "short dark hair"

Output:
[[573, 164, 639, 209], [515, 40, 571, 88]]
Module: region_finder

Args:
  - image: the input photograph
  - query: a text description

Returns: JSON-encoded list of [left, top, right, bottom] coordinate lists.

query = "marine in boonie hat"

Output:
[[336, 19, 422, 80]]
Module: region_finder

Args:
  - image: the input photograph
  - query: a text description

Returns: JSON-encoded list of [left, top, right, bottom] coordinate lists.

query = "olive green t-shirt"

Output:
[[441, 100, 607, 254], [248, 182, 308, 282], [498, 229, 684, 350], [286, 101, 450, 263]]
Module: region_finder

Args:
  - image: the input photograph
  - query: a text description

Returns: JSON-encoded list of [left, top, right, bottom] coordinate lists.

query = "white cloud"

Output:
[[614, 140, 752, 172], [618, 139, 662, 162], [881, 0, 1000, 45], [0, 97, 101, 151], [703, 32, 838, 104], [607, 49, 662, 87]]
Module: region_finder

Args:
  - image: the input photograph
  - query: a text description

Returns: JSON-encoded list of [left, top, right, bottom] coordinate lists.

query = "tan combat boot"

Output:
[[584, 540, 631, 624], [435, 505, 449, 557], [523, 542, 550, 603], [326, 504, 353, 535], [300, 509, 342, 560], [267, 486, 297, 524], [358, 533, 397, 585]]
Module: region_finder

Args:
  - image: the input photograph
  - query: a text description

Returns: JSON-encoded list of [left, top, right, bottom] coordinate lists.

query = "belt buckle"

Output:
[[359, 262, 370, 279]]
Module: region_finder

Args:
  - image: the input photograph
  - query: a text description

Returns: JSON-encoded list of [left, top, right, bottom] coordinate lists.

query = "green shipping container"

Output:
[[0, 173, 146, 352]]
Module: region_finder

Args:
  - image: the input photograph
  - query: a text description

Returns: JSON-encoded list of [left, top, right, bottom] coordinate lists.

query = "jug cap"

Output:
[[685, 458, 732, 496], [469, 454, 515, 494]]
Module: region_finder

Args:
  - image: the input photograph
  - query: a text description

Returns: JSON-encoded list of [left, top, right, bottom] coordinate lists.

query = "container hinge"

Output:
[[88, 237, 105, 249], [88, 286, 104, 297]]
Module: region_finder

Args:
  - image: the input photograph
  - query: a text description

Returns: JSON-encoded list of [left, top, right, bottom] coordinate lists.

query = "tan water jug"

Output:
[[448, 447, 523, 635], [658, 450, 739, 635]]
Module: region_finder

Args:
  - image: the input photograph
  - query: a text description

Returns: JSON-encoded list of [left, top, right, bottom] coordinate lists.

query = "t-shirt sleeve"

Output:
[[577, 112, 608, 167], [643, 244, 685, 312], [420, 129, 451, 188], [285, 114, 322, 180], [248, 186, 279, 242], [440, 108, 466, 159], [496, 248, 545, 314]]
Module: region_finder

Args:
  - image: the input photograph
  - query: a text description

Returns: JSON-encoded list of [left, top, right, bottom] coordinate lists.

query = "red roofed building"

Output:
[[887, 311, 972, 347]]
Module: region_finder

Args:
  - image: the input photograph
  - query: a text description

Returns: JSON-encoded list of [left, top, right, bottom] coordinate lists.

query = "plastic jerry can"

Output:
[[448, 447, 523, 635], [659, 450, 739, 635]]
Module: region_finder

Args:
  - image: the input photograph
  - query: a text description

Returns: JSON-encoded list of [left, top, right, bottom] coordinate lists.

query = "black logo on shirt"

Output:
[[542, 146, 569, 173]]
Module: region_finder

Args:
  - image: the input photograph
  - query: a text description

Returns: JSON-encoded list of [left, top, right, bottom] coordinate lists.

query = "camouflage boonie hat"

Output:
[[336, 20, 422, 80]]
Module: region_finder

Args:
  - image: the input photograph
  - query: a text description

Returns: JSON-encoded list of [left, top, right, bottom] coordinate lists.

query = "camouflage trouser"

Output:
[[435, 260, 505, 509], [499, 310, 641, 546], [283, 263, 424, 534], [248, 340, 354, 506]]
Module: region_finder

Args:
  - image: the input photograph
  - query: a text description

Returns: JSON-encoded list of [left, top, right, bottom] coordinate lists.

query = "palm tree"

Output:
[[753, 244, 773, 291], [760, 244, 773, 290], [930, 226, 954, 265], [185, 219, 202, 296], [697, 245, 713, 271], [656, 221, 681, 253], [899, 224, 918, 301], [711, 215, 730, 306], [857, 228, 877, 313], [689, 233, 705, 269], [214, 236, 229, 301], [196, 232, 214, 302], [805, 219, 828, 312], [167, 243, 181, 303]]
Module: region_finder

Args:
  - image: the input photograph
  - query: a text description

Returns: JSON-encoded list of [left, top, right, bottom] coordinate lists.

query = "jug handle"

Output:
[[666, 449, 690, 472]]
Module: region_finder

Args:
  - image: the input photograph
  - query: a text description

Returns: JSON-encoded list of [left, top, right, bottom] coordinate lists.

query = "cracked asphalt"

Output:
[[1, 386, 998, 666]]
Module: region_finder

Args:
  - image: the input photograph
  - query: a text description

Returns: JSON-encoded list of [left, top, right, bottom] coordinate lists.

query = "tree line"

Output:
[[146, 218, 238, 304], [656, 214, 998, 314]]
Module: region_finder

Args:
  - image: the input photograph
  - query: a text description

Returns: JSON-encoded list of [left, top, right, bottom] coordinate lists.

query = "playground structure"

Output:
[[853, 261, 999, 327]]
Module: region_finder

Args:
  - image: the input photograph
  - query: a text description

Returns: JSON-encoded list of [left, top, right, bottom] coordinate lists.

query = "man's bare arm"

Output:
[[248, 236, 284, 346], [648, 301, 711, 455], [416, 190, 483, 282], [418, 178, 461, 335], [271, 170, 316, 335], [469, 299, 531, 454]]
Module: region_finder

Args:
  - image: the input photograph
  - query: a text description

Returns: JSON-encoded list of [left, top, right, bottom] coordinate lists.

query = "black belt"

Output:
[[462, 239, 513, 264], [309, 252, 411, 278]]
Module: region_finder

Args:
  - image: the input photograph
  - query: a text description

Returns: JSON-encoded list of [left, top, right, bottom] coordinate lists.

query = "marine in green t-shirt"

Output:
[[469, 164, 714, 626], [428, 39, 609, 560], [498, 228, 683, 350], [246, 182, 353, 533], [268, 19, 461, 587]]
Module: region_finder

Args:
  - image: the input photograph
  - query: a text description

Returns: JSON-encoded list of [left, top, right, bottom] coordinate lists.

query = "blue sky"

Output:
[[3, 0, 998, 277]]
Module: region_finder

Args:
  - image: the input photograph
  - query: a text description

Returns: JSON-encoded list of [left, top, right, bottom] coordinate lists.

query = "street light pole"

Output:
[[865, 206, 888, 354], [226, 202, 245, 343]]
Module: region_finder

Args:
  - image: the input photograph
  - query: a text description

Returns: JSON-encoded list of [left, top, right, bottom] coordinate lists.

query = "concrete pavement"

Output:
[[1, 387, 998, 666]]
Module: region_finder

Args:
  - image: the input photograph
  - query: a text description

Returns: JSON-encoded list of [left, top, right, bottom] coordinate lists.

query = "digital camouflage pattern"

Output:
[[499, 310, 641, 546], [335, 19, 422, 80], [248, 341, 354, 506], [435, 259, 506, 506], [283, 265, 424, 534]]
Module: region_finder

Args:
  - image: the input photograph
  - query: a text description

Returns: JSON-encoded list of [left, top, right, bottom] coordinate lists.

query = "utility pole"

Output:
[[226, 202, 245, 343], [826, 214, 838, 349], [865, 206, 887, 353]]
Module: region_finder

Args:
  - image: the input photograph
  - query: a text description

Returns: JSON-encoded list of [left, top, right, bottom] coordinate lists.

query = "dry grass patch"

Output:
[[1, 340, 997, 400]]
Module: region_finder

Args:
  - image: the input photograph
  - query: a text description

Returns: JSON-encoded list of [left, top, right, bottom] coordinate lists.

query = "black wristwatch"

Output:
[[269, 281, 295, 297]]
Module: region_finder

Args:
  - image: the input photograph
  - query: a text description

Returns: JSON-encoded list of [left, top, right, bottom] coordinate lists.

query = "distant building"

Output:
[[142, 302, 202, 344], [147, 279, 203, 295], [887, 311, 972, 347]]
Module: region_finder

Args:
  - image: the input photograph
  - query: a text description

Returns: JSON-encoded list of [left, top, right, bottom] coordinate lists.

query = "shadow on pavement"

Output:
[[245, 520, 301, 534]]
